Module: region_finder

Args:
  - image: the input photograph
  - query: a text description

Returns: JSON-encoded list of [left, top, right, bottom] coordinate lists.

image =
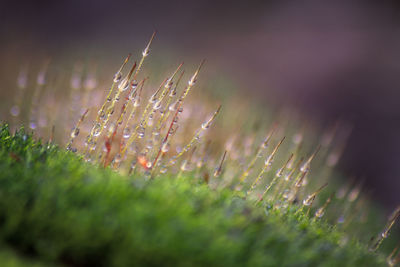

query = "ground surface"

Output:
[[0, 125, 385, 266]]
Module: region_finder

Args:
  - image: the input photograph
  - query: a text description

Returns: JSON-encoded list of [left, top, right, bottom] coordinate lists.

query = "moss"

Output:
[[0, 124, 385, 266]]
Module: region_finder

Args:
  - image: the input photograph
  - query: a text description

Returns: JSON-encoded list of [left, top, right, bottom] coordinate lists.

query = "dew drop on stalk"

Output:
[[10, 106, 20, 117], [128, 143, 138, 154], [138, 127, 145, 139], [102, 144, 108, 152], [147, 117, 154, 127], [123, 127, 131, 138], [153, 101, 162, 110], [114, 154, 122, 164], [17, 69, 28, 89], [152, 131, 160, 138], [161, 142, 170, 153], [275, 168, 283, 177], [113, 72, 122, 83], [176, 146, 182, 153], [146, 161, 152, 169], [108, 122, 116, 134], [146, 140, 153, 150], [160, 165, 167, 173], [327, 152, 339, 167], [315, 208, 325, 218], [84, 76, 97, 90], [303, 195, 314, 206], [98, 110, 106, 120], [90, 142, 97, 151], [292, 133, 303, 145], [282, 189, 290, 199], [37, 71, 46, 85], [169, 102, 177, 112], [118, 78, 129, 92], [170, 156, 177, 165], [131, 80, 138, 90], [29, 121, 37, 129], [188, 78, 196, 86], [93, 123, 102, 137], [71, 127, 80, 138], [201, 122, 210, 130]]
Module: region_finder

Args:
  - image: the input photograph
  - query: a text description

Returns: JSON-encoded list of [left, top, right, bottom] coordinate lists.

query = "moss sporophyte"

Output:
[[2, 32, 399, 266]]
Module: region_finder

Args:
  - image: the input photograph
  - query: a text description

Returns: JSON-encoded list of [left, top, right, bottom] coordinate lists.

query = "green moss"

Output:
[[0, 124, 385, 266]]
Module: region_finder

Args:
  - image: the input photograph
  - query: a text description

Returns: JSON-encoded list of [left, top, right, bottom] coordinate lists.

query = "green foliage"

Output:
[[0, 125, 385, 266]]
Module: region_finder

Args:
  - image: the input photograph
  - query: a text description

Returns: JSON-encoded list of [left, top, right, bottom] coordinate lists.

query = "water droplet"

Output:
[[160, 165, 167, 173], [146, 161, 152, 169], [84, 76, 97, 90], [71, 127, 80, 138], [303, 195, 314, 206], [131, 80, 138, 89], [201, 123, 209, 130], [93, 123, 102, 137], [123, 127, 131, 138], [146, 140, 153, 150], [147, 117, 154, 127], [315, 208, 325, 218], [327, 152, 339, 167], [10, 106, 20, 117], [169, 101, 178, 111], [114, 154, 122, 164], [103, 143, 110, 152], [169, 156, 177, 165], [17, 70, 27, 89], [292, 133, 303, 145], [90, 143, 97, 151], [113, 72, 122, 83], [29, 121, 37, 129], [282, 189, 290, 199], [128, 143, 138, 154], [138, 127, 145, 139], [188, 78, 196, 86], [161, 143, 170, 153], [107, 123, 116, 134], [118, 78, 129, 92], [152, 131, 160, 138], [153, 101, 162, 110], [37, 71, 46, 85]]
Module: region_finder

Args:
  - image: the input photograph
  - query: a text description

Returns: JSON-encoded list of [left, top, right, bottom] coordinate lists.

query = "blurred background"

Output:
[[1, 0, 400, 208]]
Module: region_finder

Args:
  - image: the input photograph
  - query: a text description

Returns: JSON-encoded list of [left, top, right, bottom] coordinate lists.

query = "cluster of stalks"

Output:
[[5, 33, 400, 260]]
